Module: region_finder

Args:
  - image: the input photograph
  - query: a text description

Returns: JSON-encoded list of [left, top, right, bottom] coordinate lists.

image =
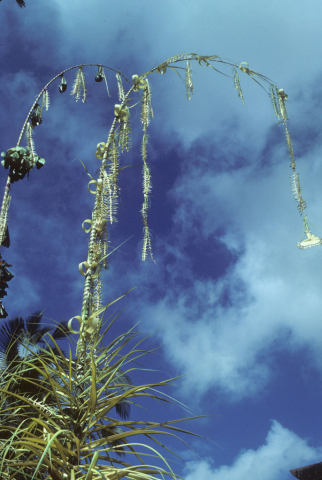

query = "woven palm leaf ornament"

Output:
[[297, 217, 322, 249], [0, 54, 319, 329]]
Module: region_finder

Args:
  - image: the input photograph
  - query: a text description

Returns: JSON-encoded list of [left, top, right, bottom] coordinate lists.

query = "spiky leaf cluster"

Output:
[[0, 308, 202, 480]]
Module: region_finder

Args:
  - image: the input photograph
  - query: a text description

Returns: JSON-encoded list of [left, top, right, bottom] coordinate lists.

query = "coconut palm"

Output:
[[0, 311, 71, 479], [0, 311, 135, 480], [0, 311, 70, 440], [0, 310, 69, 383], [0, 309, 69, 361]]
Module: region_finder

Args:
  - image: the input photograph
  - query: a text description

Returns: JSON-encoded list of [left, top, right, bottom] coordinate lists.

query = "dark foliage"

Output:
[[16, 0, 26, 8]]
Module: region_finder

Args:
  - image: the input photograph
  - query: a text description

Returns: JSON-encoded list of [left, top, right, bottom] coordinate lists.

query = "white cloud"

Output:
[[184, 421, 322, 480], [51, 0, 322, 150], [124, 117, 322, 402]]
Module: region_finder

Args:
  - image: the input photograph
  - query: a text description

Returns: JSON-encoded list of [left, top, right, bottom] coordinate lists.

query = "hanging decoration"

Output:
[[29, 103, 42, 126], [1, 147, 45, 183], [297, 217, 322, 249], [59, 75, 67, 93], [95, 66, 104, 83]]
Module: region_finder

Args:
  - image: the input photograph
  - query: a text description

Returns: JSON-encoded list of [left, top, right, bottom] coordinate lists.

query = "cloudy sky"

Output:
[[1, 0, 322, 478]]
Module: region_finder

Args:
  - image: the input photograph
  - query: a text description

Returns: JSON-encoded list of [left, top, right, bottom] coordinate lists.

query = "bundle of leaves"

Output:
[[0, 310, 203, 480], [1, 147, 45, 183]]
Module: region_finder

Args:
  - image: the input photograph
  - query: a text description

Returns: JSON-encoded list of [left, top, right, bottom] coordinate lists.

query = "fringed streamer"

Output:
[[140, 79, 153, 132], [142, 224, 153, 262], [141, 133, 153, 261], [141, 134, 151, 198], [102, 230, 108, 269], [79, 68, 87, 103], [285, 125, 295, 170], [94, 270, 103, 311], [233, 67, 244, 105], [277, 88, 288, 122], [107, 141, 120, 223], [100, 173, 110, 268], [267, 86, 311, 245], [291, 173, 306, 215], [71, 67, 87, 103], [119, 118, 132, 153], [87, 240, 104, 313], [185, 61, 193, 100], [270, 86, 281, 119], [104, 174, 115, 225], [0, 189, 11, 248], [116, 72, 125, 102], [41, 89, 50, 112], [100, 173, 113, 226], [26, 123, 37, 167], [139, 80, 154, 260], [102, 68, 111, 97]]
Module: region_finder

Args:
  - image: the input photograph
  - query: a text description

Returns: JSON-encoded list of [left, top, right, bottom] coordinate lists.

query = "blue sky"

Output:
[[1, 0, 322, 478]]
